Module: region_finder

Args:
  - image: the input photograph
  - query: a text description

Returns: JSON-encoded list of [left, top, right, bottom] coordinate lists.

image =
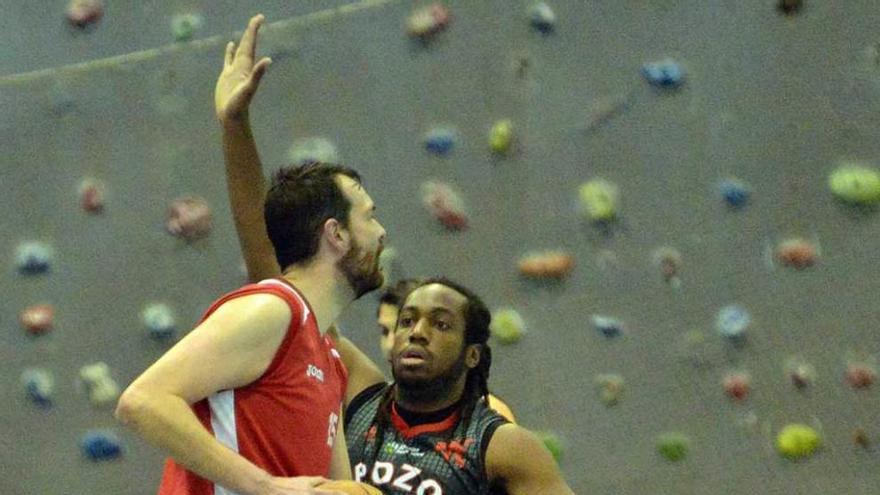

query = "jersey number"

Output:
[[354, 462, 443, 494]]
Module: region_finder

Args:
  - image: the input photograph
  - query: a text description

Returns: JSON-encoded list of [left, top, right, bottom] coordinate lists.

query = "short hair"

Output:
[[264, 162, 361, 270], [377, 278, 423, 311]]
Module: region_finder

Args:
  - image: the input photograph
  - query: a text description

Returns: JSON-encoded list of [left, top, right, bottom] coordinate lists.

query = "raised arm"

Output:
[[215, 14, 281, 282], [486, 424, 577, 495]]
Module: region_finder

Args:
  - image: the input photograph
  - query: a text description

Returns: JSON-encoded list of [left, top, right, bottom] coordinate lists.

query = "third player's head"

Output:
[[265, 162, 386, 298], [376, 279, 422, 362], [390, 278, 492, 407]]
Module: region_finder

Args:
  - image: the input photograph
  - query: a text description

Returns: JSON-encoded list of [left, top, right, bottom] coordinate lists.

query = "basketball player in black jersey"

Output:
[[218, 14, 575, 494]]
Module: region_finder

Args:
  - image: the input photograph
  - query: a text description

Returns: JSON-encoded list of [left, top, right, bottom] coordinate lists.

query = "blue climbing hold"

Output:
[[592, 315, 624, 338], [641, 58, 685, 88], [424, 128, 456, 156], [80, 430, 123, 461], [716, 305, 750, 340], [718, 178, 751, 208], [16, 241, 53, 274]]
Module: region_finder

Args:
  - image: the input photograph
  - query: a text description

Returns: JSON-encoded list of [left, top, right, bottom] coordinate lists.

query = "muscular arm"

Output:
[[486, 424, 576, 495], [115, 295, 293, 494]]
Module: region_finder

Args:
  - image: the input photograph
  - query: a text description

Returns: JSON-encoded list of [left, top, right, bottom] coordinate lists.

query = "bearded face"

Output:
[[338, 234, 384, 299]]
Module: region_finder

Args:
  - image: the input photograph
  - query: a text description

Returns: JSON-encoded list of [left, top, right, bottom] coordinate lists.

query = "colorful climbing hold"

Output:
[[424, 127, 457, 156], [528, 2, 556, 34], [578, 179, 619, 223], [166, 196, 213, 241], [79, 362, 120, 407], [785, 357, 816, 389], [78, 178, 105, 213], [845, 362, 876, 389], [20, 304, 55, 335], [420, 180, 468, 231], [16, 241, 53, 275], [776, 424, 821, 459], [489, 119, 514, 155], [716, 305, 750, 341], [641, 58, 685, 88], [66, 0, 103, 29], [517, 251, 574, 279], [723, 371, 751, 401], [171, 13, 203, 42], [80, 430, 123, 461], [142, 303, 176, 341], [775, 238, 818, 269], [536, 432, 564, 462], [718, 178, 751, 209], [406, 3, 451, 39], [652, 247, 682, 286], [592, 315, 624, 338], [828, 163, 880, 205], [490, 308, 525, 344], [656, 432, 689, 462], [20, 368, 54, 407], [594, 374, 624, 406]]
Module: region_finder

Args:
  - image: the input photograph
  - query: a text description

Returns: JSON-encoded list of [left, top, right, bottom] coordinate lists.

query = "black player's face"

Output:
[[391, 284, 471, 392]]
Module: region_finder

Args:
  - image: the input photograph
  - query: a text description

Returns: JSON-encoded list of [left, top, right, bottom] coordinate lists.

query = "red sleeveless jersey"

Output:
[[157, 279, 348, 495]]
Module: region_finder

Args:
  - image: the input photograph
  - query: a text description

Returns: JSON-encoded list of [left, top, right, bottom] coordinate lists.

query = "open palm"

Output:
[[215, 14, 272, 122]]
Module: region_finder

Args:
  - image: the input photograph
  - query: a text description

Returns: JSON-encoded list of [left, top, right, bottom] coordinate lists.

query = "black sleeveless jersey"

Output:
[[345, 383, 508, 495]]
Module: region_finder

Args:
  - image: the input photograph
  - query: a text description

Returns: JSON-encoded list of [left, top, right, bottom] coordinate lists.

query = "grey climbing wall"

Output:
[[2, 0, 880, 494]]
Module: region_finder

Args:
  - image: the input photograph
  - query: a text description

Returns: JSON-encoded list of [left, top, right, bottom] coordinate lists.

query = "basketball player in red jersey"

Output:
[[219, 15, 574, 494], [115, 15, 386, 495]]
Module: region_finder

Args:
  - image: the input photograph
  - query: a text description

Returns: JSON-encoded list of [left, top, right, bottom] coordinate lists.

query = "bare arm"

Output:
[[116, 295, 323, 494], [327, 325, 386, 410], [486, 424, 576, 495], [215, 14, 281, 282]]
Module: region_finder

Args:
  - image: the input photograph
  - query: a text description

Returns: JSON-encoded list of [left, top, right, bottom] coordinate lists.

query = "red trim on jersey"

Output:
[[391, 402, 460, 440]]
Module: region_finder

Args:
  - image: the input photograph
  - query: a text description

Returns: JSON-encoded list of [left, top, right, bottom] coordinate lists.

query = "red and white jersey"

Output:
[[158, 278, 348, 495]]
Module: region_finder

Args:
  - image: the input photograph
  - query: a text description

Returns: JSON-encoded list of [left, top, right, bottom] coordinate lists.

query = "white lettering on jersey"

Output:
[[416, 479, 443, 495], [354, 463, 368, 481], [392, 464, 421, 491], [326, 412, 339, 447], [371, 461, 394, 484], [306, 364, 325, 382], [354, 462, 444, 494]]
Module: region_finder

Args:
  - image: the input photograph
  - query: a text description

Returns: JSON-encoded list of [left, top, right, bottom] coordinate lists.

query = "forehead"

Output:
[[377, 303, 398, 321], [335, 174, 372, 210], [401, 284, 467, 316]]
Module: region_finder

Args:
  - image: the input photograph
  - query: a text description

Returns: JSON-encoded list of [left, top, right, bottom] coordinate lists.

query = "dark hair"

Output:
[[371, 277, 493, 454], [264, 161, 361, 270], [377, 278, 423, 312]]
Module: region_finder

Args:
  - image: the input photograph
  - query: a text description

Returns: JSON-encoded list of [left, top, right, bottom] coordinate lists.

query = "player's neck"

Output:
[[282, 261, 353, 335], [394, 376, 467, 413]]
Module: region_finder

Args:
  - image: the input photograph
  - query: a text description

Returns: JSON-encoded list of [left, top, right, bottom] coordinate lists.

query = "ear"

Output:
[[322, 217, 350, 255], [464, 344, 481, 370]]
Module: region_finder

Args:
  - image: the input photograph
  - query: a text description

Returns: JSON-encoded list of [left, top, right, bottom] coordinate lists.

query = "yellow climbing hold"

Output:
[[828, 164, 880, 205], [776, 424, 821, 459], [489, 120, 514, 154], [578, 179, 619, 222]]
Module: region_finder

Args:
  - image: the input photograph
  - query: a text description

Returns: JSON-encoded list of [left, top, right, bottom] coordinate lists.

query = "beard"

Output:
[[338, 236, 384, 299], [392, 348, 468, 405]]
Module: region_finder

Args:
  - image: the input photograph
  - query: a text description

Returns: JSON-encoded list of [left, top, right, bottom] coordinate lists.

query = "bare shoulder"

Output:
[[486, 424, 575, 495]]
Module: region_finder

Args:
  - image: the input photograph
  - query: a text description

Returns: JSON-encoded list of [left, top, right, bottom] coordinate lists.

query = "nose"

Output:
[[408, 317, 429, 343]]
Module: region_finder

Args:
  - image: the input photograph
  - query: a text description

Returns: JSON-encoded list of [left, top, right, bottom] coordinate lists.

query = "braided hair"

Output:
[[368, 277, 492, 461]]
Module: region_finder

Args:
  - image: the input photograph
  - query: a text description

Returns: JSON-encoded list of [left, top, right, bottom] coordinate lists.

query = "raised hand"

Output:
[[215, 14, 273, 123]]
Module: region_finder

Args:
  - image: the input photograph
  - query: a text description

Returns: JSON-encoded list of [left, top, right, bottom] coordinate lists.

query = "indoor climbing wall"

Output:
[[2, 1, 880, 494]]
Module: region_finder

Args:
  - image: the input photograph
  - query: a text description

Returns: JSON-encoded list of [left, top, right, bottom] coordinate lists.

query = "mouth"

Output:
[[399, 347, 428, 365]]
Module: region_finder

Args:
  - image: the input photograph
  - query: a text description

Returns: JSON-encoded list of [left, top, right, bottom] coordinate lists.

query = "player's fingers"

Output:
[[224, 41, 235, 66], [247, 58, 272, 88], [236, 14, 264, 63]]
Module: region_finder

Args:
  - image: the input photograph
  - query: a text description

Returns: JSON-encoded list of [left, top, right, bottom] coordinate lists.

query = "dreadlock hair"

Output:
[[368, 277, 493, 462], [264, 161, 361, 271], [376, 278, 423, 315]]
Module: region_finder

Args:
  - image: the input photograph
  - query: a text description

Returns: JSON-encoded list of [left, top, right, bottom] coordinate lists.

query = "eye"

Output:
[[380, 326, 390, 337], [436, 320, 452, 331], [398, 316, 414, 328]]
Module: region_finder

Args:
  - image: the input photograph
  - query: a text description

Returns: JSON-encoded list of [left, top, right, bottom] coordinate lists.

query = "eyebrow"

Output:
[[400, 307, 456, 318]]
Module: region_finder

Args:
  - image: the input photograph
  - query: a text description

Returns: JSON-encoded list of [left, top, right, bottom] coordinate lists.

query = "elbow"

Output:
[[115, 385, 150, 428]]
